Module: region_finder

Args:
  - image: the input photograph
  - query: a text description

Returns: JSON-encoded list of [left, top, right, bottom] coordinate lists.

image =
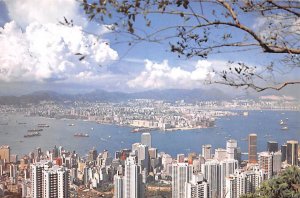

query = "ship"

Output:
[[281, 126, 288, 130], [131, 128, 151, 133], [24, 132, 41, 138], [37, 124, 50, 128], [279, 120, 285, 125], [27, 129, 43, 132], [68, 124, 75, 126], [243, 112, 249, 116], [74, 133, 89, 137]]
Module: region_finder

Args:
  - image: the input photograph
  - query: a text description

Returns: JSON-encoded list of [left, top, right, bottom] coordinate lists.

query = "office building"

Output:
[[185, 173, 210, 198], [214, 148, 227, 161], [114, 174, 123, 198], [248, 134, 257, 163], [202, 145, 212, 160], [172, 162, 193, 198], [220, 159, 238, 198], [281, 144, 287, 162], [202, 160, 221, 198], [287, 140, 298, 166], [141, 133, 152, 148], [124, 155, 144, 198], [267, 141, 278, 153], [226, 139, 237, 160], [0, 145, 10, 163]]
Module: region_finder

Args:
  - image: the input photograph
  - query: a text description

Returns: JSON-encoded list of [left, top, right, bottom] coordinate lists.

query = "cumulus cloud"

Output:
[[0, 21, 118, 82], [127, 59, 214, 89], [3, 0, 85, 27]]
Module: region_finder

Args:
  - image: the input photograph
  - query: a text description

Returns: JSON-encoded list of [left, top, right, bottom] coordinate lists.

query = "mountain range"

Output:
[[0, 88, 237, 105]]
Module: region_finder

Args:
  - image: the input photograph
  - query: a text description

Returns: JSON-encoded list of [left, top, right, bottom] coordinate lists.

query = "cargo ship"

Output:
[[24, 132, 41, 138], [37, 124, 50, 128], [74, 133, 89, 137], [28, 129, 43, 132]]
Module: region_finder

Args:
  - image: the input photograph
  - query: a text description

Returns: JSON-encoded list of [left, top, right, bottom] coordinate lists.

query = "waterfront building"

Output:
[[226, 139, 237, 160], [248, 134, 257, 163], [267, 141, 278, 153], [281, 144, 287, 162], [141, 133, 152, 148], [202, 145, 212, 160]]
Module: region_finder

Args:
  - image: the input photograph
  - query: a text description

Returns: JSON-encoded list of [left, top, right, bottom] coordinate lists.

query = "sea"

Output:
[[0, 110, 299, 158]]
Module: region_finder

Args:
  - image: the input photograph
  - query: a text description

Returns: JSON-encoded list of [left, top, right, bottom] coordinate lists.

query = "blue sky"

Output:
[[0, 0, 299, 98]]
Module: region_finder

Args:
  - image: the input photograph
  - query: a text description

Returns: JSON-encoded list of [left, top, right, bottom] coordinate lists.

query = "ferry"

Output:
[[37, 124, 50, 128], [24, 132, 41, 138], [281, 126, 288, 130], [131, 128, 151, 133], [28, 129, 43, 132], [74, 133, 89, 137]]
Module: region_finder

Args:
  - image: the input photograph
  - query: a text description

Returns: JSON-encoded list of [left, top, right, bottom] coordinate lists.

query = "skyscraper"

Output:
[[258, 152, 273, 179], [137, 144, 149, 171], [124, 155, 144, 198], [226, 139, 237, 160], [287, 140, 298, 166], [141, 133, 152, 148], [281, 144, 287, 162], [185, 173, 210, 198], [202, 160, 221, 198], [202, 145, 212, 160], [31, 161, 69, 198], [114, 175, 123, 198], [248, 134, 257, 163], [0, 145, 10, 163], [267, 141, 278, 153], [172, 162, 193, 198], [220, 159, 238, 198], [43, 166, 70, 198]]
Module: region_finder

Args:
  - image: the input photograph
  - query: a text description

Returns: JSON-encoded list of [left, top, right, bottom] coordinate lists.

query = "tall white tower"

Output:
[[172, 162, 193, 198], [124, 155, 144, 198]]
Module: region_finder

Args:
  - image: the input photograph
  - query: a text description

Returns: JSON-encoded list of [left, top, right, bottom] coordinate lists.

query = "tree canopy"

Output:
[[79, 0, 300, 92], [241, 166, 300, 198]]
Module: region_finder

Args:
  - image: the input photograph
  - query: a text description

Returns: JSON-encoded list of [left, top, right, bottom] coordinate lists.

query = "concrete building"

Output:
[[172, 162, 193, 198], [248, 134, 257, 163], [141, 133, 152, 148], [0, 145, 10, 163], [287, 140, 298, 166], [124, 155, 144, 198], [185, 173, 210, 198]]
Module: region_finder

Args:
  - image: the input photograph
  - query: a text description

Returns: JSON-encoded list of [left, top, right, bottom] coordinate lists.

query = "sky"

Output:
[[0, 0, 299, 97]]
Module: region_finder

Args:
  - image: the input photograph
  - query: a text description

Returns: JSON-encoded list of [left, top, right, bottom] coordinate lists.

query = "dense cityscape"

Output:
[[0, 128, 299, 197]]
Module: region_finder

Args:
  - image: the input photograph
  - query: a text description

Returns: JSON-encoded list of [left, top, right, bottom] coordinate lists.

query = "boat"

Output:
[[28, 129, 43, 132], [37, 124, 50, 128], [279, 120, 285, 125], [24, 132, 41, 138], [74, 133, 89, 137], [281, 126, 288, 130], [131, 128, 151, 133], [68, 124, 75, 126], [18, 122, 27, 125], [243, 112, 249, 116]]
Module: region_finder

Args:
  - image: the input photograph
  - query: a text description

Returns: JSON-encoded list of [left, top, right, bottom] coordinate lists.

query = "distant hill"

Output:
[[0, 88, 236, 105]]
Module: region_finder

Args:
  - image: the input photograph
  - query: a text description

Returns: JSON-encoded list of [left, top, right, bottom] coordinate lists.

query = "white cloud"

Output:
[[0, 21, 118, 82], [127, 59, 214, 89], [3, 0, 85, 27]]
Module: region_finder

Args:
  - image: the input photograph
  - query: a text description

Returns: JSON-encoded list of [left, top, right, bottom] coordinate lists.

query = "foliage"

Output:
[[79, 0, 300, 92], [241, 166, 300, 198]]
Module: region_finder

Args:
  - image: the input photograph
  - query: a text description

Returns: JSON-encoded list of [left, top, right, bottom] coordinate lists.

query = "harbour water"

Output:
[[0, 111, 299, 157]]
